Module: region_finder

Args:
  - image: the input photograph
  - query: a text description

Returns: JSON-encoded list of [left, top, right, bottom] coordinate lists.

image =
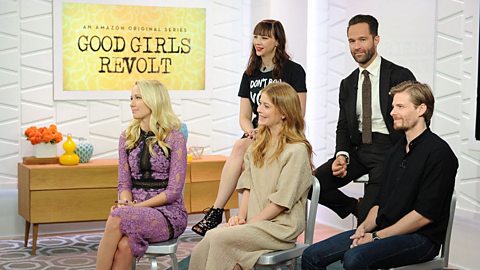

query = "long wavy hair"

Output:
[[124, 80, 181, 157], [251, 82, 313, 169], [245, 19, 290, 79]]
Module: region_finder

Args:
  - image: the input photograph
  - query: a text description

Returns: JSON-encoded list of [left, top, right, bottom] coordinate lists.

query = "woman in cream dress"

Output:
[[189, 82, 313, 270]]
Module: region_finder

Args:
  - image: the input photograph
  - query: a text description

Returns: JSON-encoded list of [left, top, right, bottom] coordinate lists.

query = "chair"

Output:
[[131, 238, 179, 270], [388, 191, 457, 270], [353, 175, 369, 183], [253, 175, 320, 270], [353, 175, 369, 191]]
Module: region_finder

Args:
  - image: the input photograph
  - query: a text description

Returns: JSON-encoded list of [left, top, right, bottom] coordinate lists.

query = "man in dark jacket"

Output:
[[313, 14, 416, 222]]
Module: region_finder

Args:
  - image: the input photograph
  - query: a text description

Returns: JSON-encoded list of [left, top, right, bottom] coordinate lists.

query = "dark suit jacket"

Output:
[[335, 58, 416, 154]]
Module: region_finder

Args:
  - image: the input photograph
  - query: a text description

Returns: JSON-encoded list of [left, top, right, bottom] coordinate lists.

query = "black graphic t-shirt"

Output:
[[237, 60, 307, 128]]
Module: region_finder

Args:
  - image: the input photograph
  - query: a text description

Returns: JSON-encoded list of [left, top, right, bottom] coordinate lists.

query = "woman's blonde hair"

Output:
[[251, 82, 313, 169], [124, 80, 181, 156]]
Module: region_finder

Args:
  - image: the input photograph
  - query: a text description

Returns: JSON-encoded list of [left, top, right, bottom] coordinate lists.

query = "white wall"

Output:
[[248, 0, 308, 76], [435, 1, 480, 269]]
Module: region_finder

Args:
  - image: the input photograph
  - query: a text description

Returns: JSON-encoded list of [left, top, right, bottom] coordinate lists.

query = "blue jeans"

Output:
[[301, 229, 440, 270]]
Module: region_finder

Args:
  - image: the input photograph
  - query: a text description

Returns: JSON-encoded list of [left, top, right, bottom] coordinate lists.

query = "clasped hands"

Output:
[[111, 199, 137, 210], [349, 226, 374, 248]]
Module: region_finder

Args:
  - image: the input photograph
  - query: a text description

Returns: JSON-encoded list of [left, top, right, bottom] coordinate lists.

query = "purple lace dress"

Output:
[[111, 129, 187, 258]]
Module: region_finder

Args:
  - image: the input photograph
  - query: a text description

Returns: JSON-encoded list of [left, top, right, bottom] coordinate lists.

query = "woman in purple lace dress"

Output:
[[96, 80, 187, 270]]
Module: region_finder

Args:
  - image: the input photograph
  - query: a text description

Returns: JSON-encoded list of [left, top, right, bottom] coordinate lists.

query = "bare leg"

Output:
[[192, 138, 252, 236], [213, 138, 252, 208], [111, 236, 133, 270], [96, 215, 123, 270]]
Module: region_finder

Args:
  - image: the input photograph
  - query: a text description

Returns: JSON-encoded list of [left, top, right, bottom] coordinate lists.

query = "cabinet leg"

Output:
[[224, 209, 230, 221], [24, 221, 31, 247], [32, 224, 39, 255]]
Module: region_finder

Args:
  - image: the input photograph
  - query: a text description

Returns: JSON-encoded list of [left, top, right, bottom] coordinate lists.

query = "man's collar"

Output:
[[407, 128, 431, 151], [359, 54, 381, 77]]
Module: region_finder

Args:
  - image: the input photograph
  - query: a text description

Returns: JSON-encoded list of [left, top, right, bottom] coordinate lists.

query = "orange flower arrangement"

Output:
[[24, 124, 63, 145]]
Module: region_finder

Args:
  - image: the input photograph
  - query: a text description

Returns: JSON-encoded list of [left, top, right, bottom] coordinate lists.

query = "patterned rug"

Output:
[[0, 228, 346, 270], [0, 229, 202, 270]]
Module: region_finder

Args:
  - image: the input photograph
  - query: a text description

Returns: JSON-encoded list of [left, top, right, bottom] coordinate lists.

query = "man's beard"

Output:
[[393, 122, 408, 132], [353, 49, 374, 65]]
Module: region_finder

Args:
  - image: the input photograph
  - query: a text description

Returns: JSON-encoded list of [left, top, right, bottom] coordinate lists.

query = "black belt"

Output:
[[132, 178, 168, 189]]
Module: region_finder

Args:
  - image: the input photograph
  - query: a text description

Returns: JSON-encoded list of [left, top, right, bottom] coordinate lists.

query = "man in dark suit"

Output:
[[313, 14, 416, 223]]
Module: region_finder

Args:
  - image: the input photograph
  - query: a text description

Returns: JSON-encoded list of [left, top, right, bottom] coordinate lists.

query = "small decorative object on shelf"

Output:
[[24, 124, 63, 158], [75, 137, 94, 163], [181, 122, 188, 141], [59, 134, 80, 166], [33, 143, 57, 158], [189, 146, 205, 160]]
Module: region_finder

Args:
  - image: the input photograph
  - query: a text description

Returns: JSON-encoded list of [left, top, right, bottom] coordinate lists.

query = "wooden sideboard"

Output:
[[186, 155, 238, 217], [18, 159, 118, 255], [18, 155, 238, 254]]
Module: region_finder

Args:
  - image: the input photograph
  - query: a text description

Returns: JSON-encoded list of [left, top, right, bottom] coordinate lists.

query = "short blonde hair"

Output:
[[390, 81, 435, 125]]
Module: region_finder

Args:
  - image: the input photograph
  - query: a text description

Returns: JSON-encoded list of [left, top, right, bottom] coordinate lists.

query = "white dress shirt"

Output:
[[336, 55, 389, 162], [356, 54, 389, 135]]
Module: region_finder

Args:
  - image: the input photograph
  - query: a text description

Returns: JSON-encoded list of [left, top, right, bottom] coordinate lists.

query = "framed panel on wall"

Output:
[[53, 0, 212, 100]]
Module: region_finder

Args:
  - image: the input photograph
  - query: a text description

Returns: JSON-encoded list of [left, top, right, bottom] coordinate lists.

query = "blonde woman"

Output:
[[189, 82, 313, 270], [96, 80, 187, 270]]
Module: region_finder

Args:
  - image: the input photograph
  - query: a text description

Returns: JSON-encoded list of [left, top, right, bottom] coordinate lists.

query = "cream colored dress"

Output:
[[189, 143, 312, 270]]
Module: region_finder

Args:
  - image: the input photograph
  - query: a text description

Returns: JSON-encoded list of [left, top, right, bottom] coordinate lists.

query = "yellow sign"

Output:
[[61, 2, 206, 91]]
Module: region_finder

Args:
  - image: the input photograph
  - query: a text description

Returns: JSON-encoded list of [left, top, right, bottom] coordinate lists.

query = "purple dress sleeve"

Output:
[[163, 129, 187, 203], [118, 132, 132, 195]]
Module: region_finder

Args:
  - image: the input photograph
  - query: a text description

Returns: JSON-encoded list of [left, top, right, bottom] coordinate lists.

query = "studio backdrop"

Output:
[[54, 0, 211, 100]]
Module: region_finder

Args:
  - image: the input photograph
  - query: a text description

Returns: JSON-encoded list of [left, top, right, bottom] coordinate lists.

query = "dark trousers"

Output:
[[313, 133, 392, 223], [302, 229, 439, 270]]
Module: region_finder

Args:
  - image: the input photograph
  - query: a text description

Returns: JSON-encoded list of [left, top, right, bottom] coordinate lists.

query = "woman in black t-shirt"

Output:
[[192, 19, 307, 236]]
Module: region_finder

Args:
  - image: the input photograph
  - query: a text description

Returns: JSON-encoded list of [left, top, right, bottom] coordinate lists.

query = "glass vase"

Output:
[[74, 137, 94, 163], [59, 134, 80, 165]]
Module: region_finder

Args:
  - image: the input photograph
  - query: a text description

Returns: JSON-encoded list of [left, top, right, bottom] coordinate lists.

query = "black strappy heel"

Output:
[[192, 207, 224, 236]]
